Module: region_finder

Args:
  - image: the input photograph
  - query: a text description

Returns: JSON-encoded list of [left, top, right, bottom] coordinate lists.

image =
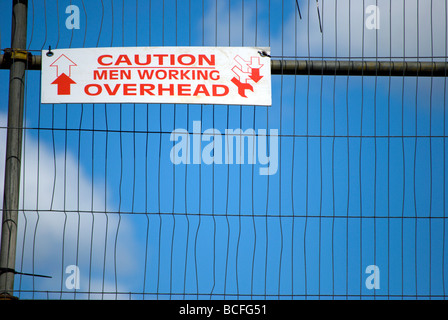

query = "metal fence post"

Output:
[[0, 0, 28, 300]]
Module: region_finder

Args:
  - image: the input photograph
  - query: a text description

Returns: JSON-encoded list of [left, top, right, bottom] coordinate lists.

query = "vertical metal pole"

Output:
[[0, 0, 28, 299]]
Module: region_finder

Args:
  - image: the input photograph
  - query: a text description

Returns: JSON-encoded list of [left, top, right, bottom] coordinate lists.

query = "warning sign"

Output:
[[41, 47, 271, 106]]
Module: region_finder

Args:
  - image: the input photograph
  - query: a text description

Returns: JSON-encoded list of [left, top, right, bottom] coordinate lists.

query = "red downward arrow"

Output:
[[51, 73, 76, 95], [249, 68, 263, 83]]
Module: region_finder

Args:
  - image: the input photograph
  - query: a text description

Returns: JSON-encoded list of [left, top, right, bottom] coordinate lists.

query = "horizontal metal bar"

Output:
[[0, 52, 41, 70], [270, 59, 448, 77], [1, 53, 447, 77]]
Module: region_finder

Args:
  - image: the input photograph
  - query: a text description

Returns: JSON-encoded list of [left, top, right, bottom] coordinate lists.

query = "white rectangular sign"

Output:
[[41, 46, 271, 106]]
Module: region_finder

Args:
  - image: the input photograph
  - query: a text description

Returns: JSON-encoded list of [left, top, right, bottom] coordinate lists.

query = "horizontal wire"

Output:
[[12, 289, 448, 299], [1, 126, 446, 139], [10, 208, 448, 219]]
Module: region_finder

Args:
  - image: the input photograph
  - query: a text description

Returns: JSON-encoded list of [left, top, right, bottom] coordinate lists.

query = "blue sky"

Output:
[[0, 0, 447, 300]]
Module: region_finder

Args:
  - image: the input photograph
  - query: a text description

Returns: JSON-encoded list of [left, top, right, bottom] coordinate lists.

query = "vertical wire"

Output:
[[318, 0, 324, 299], [443, 0, 447, 300], [33, 58, 41, 300], [210, 0, 218, 300], [134, 0, 139, 299], [96, 0, 105, 46], [143, 0, 152, 299], [304, 0, 310, 300], [359, 0, 365, 299], [401, 0, 406, 300], [77, 0, 88, 299], [132, 0, 137, 217], [373, 0, 378, 301], [201, 1, 206, 299], [115, 100, 122, 300], [27, 0, 35, 49], [101, 0, 112, 300], [32, 0, 49, 299], [74, 0, 84, 300], [68, 0, 74, 48], [60, 2, 72, 298], [48, 0, 60, 289], [56, 0, 60, 47], [235, 0, 244, 299], [291, 0, 298, 299], [143, 0, 151, 299], [114, 0, 126, 299], [224, 0, 231, 299], [277, 0, 284, 300], [135, 0, 138, 45], [183, 0, 191, 300], [87, 0, 104, 300], [156, 0, 164, 299], [264, 0, 272, 299], [387, 0, 392, 300], [170, 0, 177, 300], [102, 105, 109, 299], [345, 0, 351, 300], [50, 0, 60, 212], [414, 0, 420, 299], [429, 0, 434, 299], [81, 0, 88, 48], [193, 0, 205, 299], [89, 81, 96, 299], [250, 0, 259, 300], [332, 0, 337, 300]]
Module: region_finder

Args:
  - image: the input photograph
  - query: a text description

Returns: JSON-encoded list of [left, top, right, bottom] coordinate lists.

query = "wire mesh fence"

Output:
[[0, 0, 447, 300]]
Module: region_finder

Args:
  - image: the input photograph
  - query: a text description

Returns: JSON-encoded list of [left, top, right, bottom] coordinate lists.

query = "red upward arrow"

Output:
[[51, 73, 76, 95], [50, 54, 77, 77], [249, 68, 263, 83]]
